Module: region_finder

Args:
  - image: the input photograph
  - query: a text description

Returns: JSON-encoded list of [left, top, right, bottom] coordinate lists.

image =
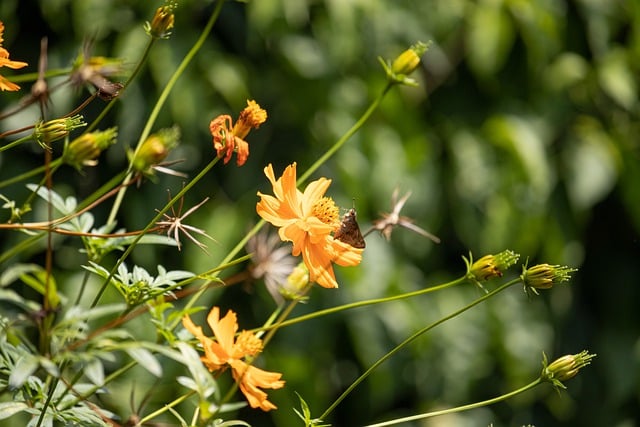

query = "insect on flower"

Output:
[[333, 208, 366, 249]]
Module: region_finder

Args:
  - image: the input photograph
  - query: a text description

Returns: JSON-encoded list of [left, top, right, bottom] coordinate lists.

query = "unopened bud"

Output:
[[541, 350, 596, 390], [379, 41, 430, 86], [33, 115, 86, 150], [521, 263, 577, 295], [280, 262, 310, 301], [465, 250, 520, 288], [145, 2, 176, 39], [63, 128, 117, 170], [131, 126, 180, 175]]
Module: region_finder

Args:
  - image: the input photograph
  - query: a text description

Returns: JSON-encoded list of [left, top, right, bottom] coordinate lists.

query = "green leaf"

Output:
[[0, 401, 30, 420], [125, 347, 162, 377], [9, 353, 39, 389]]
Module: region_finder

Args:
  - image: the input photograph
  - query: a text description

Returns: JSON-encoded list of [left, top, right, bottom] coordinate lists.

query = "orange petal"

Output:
[[207, 307, 238, 355], [327, 236, 363, 267], [230, 360, 284, 411]]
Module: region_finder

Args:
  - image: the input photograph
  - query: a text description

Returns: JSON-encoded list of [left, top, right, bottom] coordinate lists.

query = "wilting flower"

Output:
[[521, 263, 577, 296], [0, 21, 28, 91], [155, 194, 215, 253], [372, 189, 440, 242], [182, 307, 285, 411], [210, 100, 267, 166], [541, 350, 596, 391], [256, 163, 363, 289], [247, 230, 298, 304], [70, 43, 125, 99]]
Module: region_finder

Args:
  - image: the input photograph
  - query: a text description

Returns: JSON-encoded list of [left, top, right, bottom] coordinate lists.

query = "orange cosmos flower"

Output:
[[210, 100, 267, 166], [0, 21, 28, 91], [256, 162, 363, 289], [182, 307, 285, 411]]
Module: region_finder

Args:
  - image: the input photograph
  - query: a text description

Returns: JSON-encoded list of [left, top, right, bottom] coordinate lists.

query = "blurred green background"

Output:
[[1, 0, 639, 425]]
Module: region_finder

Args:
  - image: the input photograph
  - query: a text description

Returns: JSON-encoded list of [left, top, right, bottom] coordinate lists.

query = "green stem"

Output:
[[106, 0, 226, 225], [363, 378, 543, 427], [137, 390, 196, 425], [91, 157, 219, 308], [180, 83, 396, 315], [85, 41, 155, 134], [320, 278, 520, 420], [0, 158, 63, 189], [297, 81, 393, 185], [254, 277, 465, 334], [0, 134, 33, 152]]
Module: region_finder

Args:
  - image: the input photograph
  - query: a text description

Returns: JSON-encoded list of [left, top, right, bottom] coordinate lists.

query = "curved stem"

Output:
[[297, 82, 392, 185], [106, 0, 226, 225], [254, 277, 465, 335], [363, 378, 543, 427], [320, 278, 520, 420]]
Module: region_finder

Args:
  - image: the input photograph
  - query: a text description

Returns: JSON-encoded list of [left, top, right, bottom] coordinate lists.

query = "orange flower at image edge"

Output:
[[256, 162, 363, 289], [182, 307, 285, 411], [0, 21, 28, 91], [209, 100, 267, 166]]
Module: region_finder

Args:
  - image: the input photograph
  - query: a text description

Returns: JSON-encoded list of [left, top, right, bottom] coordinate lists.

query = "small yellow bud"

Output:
[[145, 2, 176, 39], [280, 262, 310, 301], [541, 351, 596, 390], [63, 128, 117, 170], [379, 41, 430, 86], [131, 126, 180, 176], [464, 250, 520, 288], [33, 115, 87, 150], [521, 263, 577, 296]]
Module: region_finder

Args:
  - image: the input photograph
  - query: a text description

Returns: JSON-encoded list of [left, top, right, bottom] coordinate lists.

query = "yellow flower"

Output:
[[256, 163, 363, 289], [182, 307, 285, 411], [0, 21, 28, 92], [210, 100, 267, 166]]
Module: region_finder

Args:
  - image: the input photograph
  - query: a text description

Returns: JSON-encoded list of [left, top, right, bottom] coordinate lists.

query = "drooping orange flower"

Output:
[[210, 100, 267, 166], [0, 21, 28, 92], [256, 163, 363, 289], [182, 307, 285, 411]]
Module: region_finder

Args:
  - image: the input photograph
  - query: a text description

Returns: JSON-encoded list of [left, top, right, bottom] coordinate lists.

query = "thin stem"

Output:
[[320, 278, 520, 420], [0, 158, 63, 189], [90, 157, 219, 308], [136, 391, 196, 426], [297, 81, 393, 185], [363, 378, 543, 427], [106, 0, 226, 225], [254, 277, 465, 335], [0, 134, 33, 151]]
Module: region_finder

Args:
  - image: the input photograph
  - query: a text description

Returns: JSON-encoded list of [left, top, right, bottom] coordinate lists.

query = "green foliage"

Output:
[[1, 0, 636, 426]]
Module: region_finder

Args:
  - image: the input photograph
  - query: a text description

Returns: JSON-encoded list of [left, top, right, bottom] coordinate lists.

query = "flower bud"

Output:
[[145, 2, 176, 39], [131, 126, 180, 176], [33, 115, 87, 150], [541, 350, 596, 390], [280, 262, 310, 301], [521, 263, 577, 295], [465, 250, 520, 287], [63, 128, 117, 170], [379, 41, 430, 86]]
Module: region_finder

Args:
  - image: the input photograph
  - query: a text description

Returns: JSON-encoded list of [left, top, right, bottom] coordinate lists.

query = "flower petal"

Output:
[[230, 359, 284, 411]]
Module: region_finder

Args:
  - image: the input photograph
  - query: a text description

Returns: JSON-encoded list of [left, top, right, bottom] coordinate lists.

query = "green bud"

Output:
[[33, 115, 86, 150], [131, 126, 180, 176], [145, 2, 176, 39], [541, 350, 596, 390], [521, 263, 577, 295], [63, 128, 117, 170]]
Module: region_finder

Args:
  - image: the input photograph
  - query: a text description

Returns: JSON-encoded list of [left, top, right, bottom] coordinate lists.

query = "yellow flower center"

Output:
[[311, 197, 339, 226], [236, 331, 263, 357]]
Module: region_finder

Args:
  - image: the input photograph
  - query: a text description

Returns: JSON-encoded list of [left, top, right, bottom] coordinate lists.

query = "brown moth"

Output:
[[334, 208, 366, 249]]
